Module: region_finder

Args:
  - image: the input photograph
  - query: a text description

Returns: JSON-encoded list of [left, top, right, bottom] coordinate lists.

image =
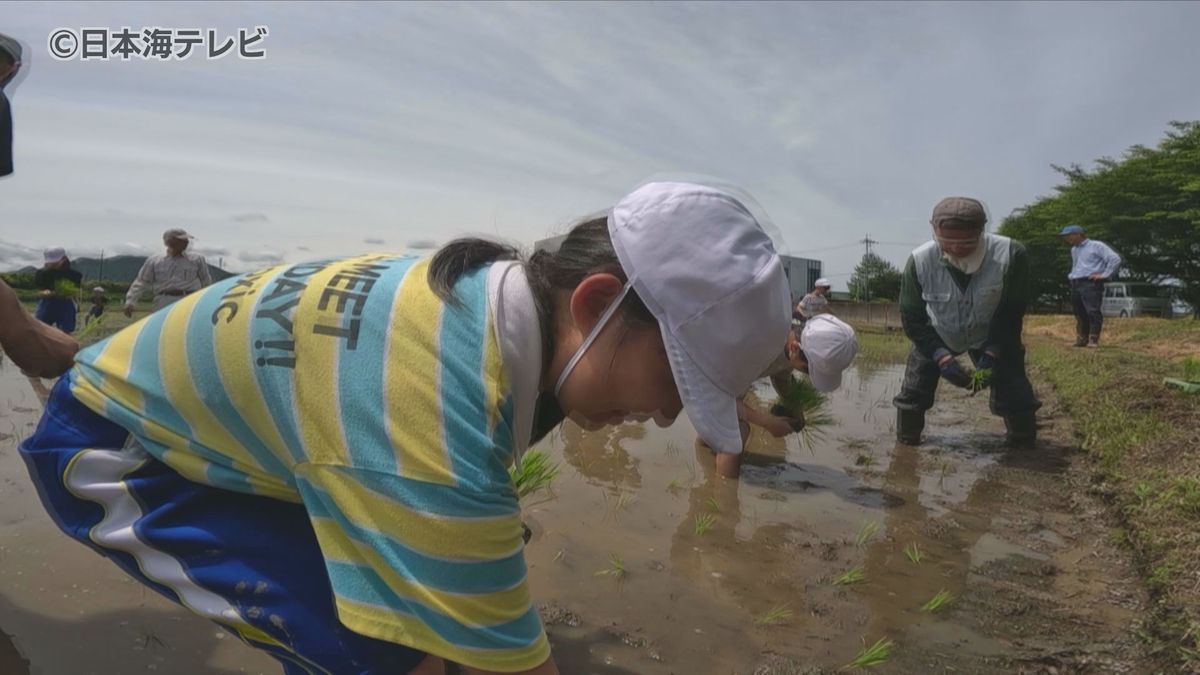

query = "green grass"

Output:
[[754, 605, 794, 626], [841, 637, 894, 670], [854, 521, 880, 549], [1183, 357, 1200, 382], [510, 451, 560, 500], [903, 542, 923, 565], [694, 513, 716, 536], [595, 554, 626, 580], [920, 589, 954, 613], [1026, 323, 1200, 666], [853, 329, 911, 363], [833, 565, 865, 586]]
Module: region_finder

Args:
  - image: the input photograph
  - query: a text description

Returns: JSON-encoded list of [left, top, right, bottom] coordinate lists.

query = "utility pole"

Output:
[[859, 234, 878, 301], [99, 250, 105, 283]]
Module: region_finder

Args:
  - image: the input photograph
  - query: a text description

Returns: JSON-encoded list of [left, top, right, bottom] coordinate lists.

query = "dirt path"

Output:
[[0, 352, 1153, 673]]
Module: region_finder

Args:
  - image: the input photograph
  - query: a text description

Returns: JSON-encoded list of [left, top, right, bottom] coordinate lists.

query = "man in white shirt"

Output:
[[796, 277, 833, 319], [124, 228, 213, 316], [1060, 224, 1122, 347]]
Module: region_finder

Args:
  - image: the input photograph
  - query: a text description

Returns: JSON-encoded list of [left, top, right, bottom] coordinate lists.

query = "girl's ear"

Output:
[[568, 273, 626, 334]]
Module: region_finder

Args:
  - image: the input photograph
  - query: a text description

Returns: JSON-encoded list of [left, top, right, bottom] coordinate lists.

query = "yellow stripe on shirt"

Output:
[[384, 259, 454, 485], [334, 597, 550, 674], [310, 518, 532, 626], [303, 466, 523, 562]]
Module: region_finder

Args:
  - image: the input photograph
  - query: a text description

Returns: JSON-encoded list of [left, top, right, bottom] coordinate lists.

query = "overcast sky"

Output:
[[2, 1, 1198, 284]]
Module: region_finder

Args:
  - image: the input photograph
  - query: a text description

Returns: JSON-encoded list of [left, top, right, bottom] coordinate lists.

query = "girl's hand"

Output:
[[763, 414, 804, 438]]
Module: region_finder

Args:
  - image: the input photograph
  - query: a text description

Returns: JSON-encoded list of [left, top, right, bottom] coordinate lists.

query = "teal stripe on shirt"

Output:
[[336, 256, 419, 473]]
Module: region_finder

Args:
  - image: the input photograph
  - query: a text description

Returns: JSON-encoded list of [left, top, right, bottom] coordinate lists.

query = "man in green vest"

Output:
[[893, 197, 1041, 447]]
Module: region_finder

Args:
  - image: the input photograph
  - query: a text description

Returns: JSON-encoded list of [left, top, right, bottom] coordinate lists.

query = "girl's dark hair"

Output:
[[428, 217, 655, 364]]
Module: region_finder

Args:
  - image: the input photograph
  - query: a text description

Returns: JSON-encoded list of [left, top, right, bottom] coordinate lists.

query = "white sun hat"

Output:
[[800, 314, 858, 392], [609, 181, 791, 455]]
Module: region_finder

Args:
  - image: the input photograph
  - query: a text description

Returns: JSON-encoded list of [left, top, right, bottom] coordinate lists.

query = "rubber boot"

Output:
[[896, 409, 925, 445], [1004, 412, 1037, 448]]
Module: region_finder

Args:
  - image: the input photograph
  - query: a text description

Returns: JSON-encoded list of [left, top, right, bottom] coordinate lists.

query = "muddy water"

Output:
[[526, 360, 1148, 673], [0, 352, 1147, 674], [0, 362, 278, 675]]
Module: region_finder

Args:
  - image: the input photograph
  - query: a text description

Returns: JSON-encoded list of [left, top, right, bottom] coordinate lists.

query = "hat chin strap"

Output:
[[553, 279, 635, 398]]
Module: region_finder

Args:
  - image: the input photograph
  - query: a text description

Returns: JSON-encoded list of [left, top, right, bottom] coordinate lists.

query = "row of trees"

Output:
[[843, 121, 1198, 312], [1000, 120, 1199, 312]]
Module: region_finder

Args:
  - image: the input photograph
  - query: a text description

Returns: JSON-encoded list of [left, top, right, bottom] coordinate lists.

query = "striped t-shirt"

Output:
[[69, 254, 550, 672]]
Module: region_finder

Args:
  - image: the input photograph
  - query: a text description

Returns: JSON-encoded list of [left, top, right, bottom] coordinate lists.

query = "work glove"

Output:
[[938, 358, 972, 389], [977, 351, 997, 371]]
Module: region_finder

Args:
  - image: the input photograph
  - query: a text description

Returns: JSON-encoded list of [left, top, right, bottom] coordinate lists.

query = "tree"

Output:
[[1000, 120, 1200, 316], [848, 252, 903, 301]]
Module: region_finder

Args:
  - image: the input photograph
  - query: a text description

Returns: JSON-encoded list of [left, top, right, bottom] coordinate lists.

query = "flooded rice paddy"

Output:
[[0, 350, 1149, 673]]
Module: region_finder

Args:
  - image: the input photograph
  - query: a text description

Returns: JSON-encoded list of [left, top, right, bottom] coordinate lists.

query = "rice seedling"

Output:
[[694, 513, 716, 536], [601, 489, 637, 522], [138, 628, 166, 649], [832, 565, 864, 586], [53, 279, 81, 297], [754, 605, 793, 626], [705, 497, 721, 513], [75, 315, 108, 343], [666, 478, 686, 495], [510, 451, 560, 499], [595, 554, 627, 580], [854, 453, 876, 468], [771, 376, 827, 418], [842, 637, 893, 670], [771, 377, 834, 450], [903, 542, 923, 565], [854, 521, 880, 549], [938, 460, 952, 488], [615, 491, 635, 511], [970, 368, 993, 395], [920, 589, 954, 613]]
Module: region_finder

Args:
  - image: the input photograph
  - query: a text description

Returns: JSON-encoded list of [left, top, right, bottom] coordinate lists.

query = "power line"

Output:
[[788, 241, 862, 255]]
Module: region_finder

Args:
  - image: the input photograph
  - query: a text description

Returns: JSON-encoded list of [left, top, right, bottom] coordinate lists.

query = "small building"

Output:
[[779, 255, 823, 302]]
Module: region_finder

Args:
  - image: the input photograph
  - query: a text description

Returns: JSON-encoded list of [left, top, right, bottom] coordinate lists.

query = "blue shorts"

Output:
[[35, 297, 77, 333], [19, 376, 427, 675]]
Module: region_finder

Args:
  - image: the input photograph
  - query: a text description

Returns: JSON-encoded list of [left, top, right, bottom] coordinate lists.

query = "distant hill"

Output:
[[14, 255, 234, 283]]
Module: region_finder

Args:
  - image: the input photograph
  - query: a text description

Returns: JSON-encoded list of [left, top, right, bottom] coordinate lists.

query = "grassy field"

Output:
[[852, 315, 1200, 665], [1025, 316, 1200, 665]]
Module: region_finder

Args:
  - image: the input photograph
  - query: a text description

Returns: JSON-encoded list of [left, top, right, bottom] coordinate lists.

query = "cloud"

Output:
[[193, 246, 231, 257], [232, 212, 270, 223], [0, 239, 43, 271], [363, 237, 386, 245], [406, 239, 439, 250], [237, 249, 286, 264], [110, 242, 152, 256], [295, 245, 312, 252]]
